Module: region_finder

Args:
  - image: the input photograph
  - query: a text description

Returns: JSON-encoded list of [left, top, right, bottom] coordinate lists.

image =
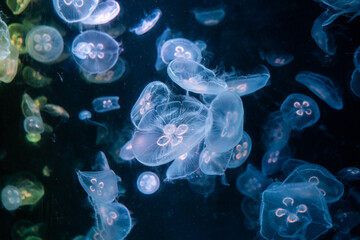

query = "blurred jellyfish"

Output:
[[227, 131, 252, 169], [280, 158, 308, 177], [52, 0, 99, 23], [78, 110, 108, 133], [295, 71, 343, 110], [187, 171, 216, 197], [280, 93, 320, 130], [129, 8, 162, 35], [262, 111, 291, 151], [260, 182, 332, 240], [330, 200, 360, 233], [119, 139, 135, 161], [241, 197, 260, 230], [311, 10, 336, 55], [283, 163, 344, 203], [354, 45, 360, 71], [25, 26, 64, 63], [22, 66, 53, 88], [261, 145, 291, 177], [192, 8, 225, 26], [6, 0, 31, 15], [92, 96, 120, 113], [314, 0, 360, 25], [265, 51, 294, 67], [199, 147, 232, 175], [161, 38, 202, 65], [205, 91, 244, 152], [81, 0, 120, 25], [0, 18, 10, 60], [350, 69, 360, 98], [25, 133, 41, 143], [82, 57, 126, 84], [0, 45, 19, 84], [193, 40, 207, 52], [72, 30, 121, 74], [34, 96, 48, 110], [11, 220, 45, 240], [136, 171, 160, 195], [8, 23, 29, 54], [1, 185, 22, 211], [42, 104, 70, 120], [167, 58, 228, 94], [21, 93, 41, 118], [236, 164, 273, 200], [338, 167, 360, 181], [24, 116, 45, 134]]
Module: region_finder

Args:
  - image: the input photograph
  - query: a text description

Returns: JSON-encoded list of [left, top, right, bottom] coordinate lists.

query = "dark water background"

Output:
[[1, 0, 360, 239]]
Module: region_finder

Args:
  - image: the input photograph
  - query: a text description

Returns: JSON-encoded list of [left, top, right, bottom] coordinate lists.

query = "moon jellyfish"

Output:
[[21, 93, 41, 118], [78, 110, 108, 133], [205, 91, 244, 152], [136, 171, 160, 195], [8, 23, 29, 54], [24, 116, 45, 134], [265, 51, 294, 67], [187, 171, 216, 197], [330, 200, 360, 233], [283, 163, 344, 203], [22, 66, 53, 88], [354, 45, 360, 71], [132, 98, 207, 166], [130, 81, 171, 129], [226, 66, 270, 96], [0, 45, 19, 84], [119, 139, 135, 161], [236, 164, 273, 200], [262, 111, 291, 151], [25, 26, 64, 63], [199, 147, 232, 175], [129, 8, 162, 35], [167, 58, 228, 94], [262, 145, 291, 177], [161, 38, 202, 65], [260, 182, 332, 240], [155, 28, 180, 71], [81, 0, 120, 25], [350, 69, 360, 98], [82, 57, 126, 84], [295, 71, 343, 110], [52, 0, 99, 23], [92, 96, 120, 113], [338, 167, 360, 181], [1, 185, 22, 211], [42, 104, 70, 120], [280, 93, 320, 130], [0, 18, 10, 60], [311, 11, 336, 55], [227, 131, 252, 169], [72, 30, 120, 74], [192, 8, 225, 26], [6, 0, 31, 15], [314, 0, 360, 25]]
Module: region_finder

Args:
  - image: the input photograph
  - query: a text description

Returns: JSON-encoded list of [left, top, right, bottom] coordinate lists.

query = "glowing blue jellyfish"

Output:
[[52, 0, 99, 23], [192, 8, 225, 26], [261, 145, 291, 177], [0, 18, 11, 60], [130, 81, 171, 129], [262, 111, 291, 151], [155, 28, 174, 71], [283, 163, 344, 203], [280, 158, 307, 177], [136, 171, 160, 195], [187, 171, 216, 197], [160, 38, 202, 65], [1, 185, 22, 211], [330, 200, 360, 233], [81, 0, 120, 25], [193, 40, 207, 52], [260, 182, 332, 240], [25, 26, 64, 63], [241, 197, 260, 230], [338, 167, 360, 181], [311, 10, 336, 55], [265, 51, 294, 67], [236, 164, 273, 200], [167, 58, 228, 94], [78, 110, 108, 133], [205, 91, 244, 152], [227, 131, 252, 169], [280, 93, 320, 130], [23, 116, 45, 134], [72, 30, 121, 74], [226, 66, 270, 96], [295, 71, 343, 110], [92, 96, 120, 113], [199, 147, 232, 175], [354, 45, 360, 71], [131, 98, 207, 166], [350, 69, 360, 98], [129, 8, 162, 35], [119, 139, 135, 161]]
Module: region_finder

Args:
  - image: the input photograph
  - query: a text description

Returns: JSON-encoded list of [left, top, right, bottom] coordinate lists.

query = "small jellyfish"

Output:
[[0, 18, 11, 60], [241, 197, 260, 230], [25, 26, 64, 63], [119, 139, 135, 161], [187, 171, 216, 197], [21, 93, 41, 118], [137, 171, 160, 195], [354, 45, 360, 72], [280, 93, 320, 130], [78, 110, 108, 133], [295, 71, 343, 110], [25, 133, 41, 143], [261, 145, 291, 177], [160, 38, 202, 65], [6, 0, 31, 15], [192, 8, 225, 26], [129, 8, 162, 35], [1, 185, 22, 211], [52, 0, 99, 23], [81, 0, 120, 25], [22, 66, 53, 88], [34, 96, 48, 110], [42, 104, 70, 120], [338, 167, 360, 181], [199, 147, 232, 175], [8, 23, 29, 54], [72, 30, 120, 74], [227, 131, 252, 169], [24, 116, 45, 134], [92, 96, 120, 113], [330, 200, 360, 233], [265, 51, 294, 67], [82, 57, 126, 84], [205, 91, 244, 152], [350, 69, 360, 98], [0, 45, 19, 84], [167, 58, 228, 94], [311, 10, 336, 55]]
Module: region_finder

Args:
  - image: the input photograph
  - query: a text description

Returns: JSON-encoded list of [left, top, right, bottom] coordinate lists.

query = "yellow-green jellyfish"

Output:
[[25, 133, 41, 143], [0, 45, 19, 83], [6, 0, 31, 15], [22, 66, 52, 88], [8, 23, 29, 54]]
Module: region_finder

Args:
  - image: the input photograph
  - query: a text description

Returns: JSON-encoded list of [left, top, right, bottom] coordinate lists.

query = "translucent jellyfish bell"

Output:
[[22, 66, 53, 88], [119, 139, 135, 161], [92, 96, 120, 113], [136, 171, 160, 194], [227, 131, 252, 169], [261, 145, 291, 177], [0, 45, 19, 84], [199, 147, 232, 175], [192, 8, 226, 26], [338, 167, 360, 181], [78, 110, 108, 133], [0, 18, 11, 60], [81, 0, 120, 25], [6, 0, 31, 15], [42, 104, 70, 120], [1, 185, 22, 211], [8, 23, 29, 54], [23, 116, 45, 134], [311, 10, 336, 55], [265, 51, 294, 67], [129, 8, 162, 35], [161, 38, 202, 65], [350, 69, 360, 98], [53, 0, 99, 23], [25, 26, 64, 63], [72, 30, 120, 74]]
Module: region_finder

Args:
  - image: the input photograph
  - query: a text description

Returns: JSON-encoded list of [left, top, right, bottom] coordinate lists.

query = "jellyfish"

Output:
[[241, 197, 261, 230], [167, 58, 228, 94], [187, 171, 216, 197], [154, 28, 181, 71], [136, 171, 160, 195], [262, 111, 291, 151], [78, 110, 108, 133], [0, 45, 19, 84], [52, 0, 99, 23], [192, 8, 225, 26], [129, 8, 162, 35], [236, 164, 273, 200], [22, 66, 53, 88], [25, 26, 64, 63], [280, 93, 320, 130], [283, 163, 344, 203], [25, 133, 41, 143], [81, 0, 120, 25], [350, 69, 360, 98], [131, 98, 207, 166], [131, 81, 171, 129], [311, 10, 336, 55], [1, 185, 22, 211], [72, 30, 121, 74], [160, 38, 202, 65], [354, 45, 360, 71], [227, 131, 252, 169], [338, 167, 360, 181], [42, 104, 70, 120], [295, 71, 343, 110], [199, 147, 232, 175], [21, 93, 41, 118], [0, 18, 10, 60], [314, 0, 360, 25], [23, 116, 45, 134], [280, 158, 308, 177], [205, 91, 244, 152], [260, 182, 332, 240], [92, 96, 120, 113], [226, 66, 270, 96], [11, 220, 45, 240], [119, 139, 135, 161], [34, 96, 48, 110], [8, 23, 29, 54], [6, 0, 31, 15], [265, 51, 294, 67], [261, 145, 291, 177], [330, 200, 360, 233]]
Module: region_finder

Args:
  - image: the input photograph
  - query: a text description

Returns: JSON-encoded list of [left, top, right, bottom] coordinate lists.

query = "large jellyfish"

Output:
[[0, 18, 11, 60], [0, 45, 19, 84], [311, 10, 336, 55], [81, 0, 120, 25], [53, 0, 99, 23], [160, 38, 202, 65]]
